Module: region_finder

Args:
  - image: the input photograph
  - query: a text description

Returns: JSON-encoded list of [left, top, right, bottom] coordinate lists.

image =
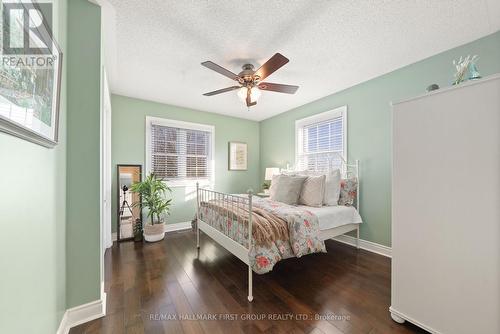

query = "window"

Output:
[[146, 117, 214, 186], [295, 106, 347, 171]]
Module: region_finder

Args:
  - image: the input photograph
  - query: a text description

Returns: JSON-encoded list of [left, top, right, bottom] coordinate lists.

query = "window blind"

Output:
[[297, 115, 344, 171], [150, 124, 212, 182]]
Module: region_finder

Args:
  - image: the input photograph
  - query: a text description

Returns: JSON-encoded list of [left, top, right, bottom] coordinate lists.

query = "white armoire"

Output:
[[391, 74, 500, 334]]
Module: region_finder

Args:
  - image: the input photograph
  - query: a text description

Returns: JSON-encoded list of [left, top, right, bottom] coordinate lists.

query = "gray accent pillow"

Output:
[[307, 169, 341, 206], [269, 174, 307, 205], [299, 174, 326, 207]]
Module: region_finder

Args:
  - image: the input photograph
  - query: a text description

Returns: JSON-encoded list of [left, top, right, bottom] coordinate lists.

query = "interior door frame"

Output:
[[102, 70, 112, 249]]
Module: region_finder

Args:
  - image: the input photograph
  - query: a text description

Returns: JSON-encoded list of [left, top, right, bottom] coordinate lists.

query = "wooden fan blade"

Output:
[[254, 53, 289, 81], [246, 88, 257, 107], [203, 86, 240, 96], [258, 82, 299, 94], [201, 61, 239, 81]]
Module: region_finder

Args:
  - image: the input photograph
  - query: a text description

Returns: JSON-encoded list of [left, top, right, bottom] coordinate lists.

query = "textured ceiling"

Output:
[[104, 0, 500, 121]]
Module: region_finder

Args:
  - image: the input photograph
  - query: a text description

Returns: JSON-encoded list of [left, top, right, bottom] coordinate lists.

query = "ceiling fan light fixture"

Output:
[[237, 86, 261, 103], [201, 53, 298, 109]]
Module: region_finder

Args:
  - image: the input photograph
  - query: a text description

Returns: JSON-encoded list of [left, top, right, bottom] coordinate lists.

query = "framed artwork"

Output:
[[0, 1, 63, 148], [228, 141, 248, 170]]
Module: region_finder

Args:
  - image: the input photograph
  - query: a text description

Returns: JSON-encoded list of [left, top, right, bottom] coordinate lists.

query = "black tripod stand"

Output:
[[118, 185, 137, 240], [119, 185, 135, 222]]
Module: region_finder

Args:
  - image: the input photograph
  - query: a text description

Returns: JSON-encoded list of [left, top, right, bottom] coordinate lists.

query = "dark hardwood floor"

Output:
[[70, 230, 426, 334]]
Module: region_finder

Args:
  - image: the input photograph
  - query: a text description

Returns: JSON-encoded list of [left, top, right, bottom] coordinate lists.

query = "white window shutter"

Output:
[[149, 122, 212, 184], [296, 108, 346, 172]]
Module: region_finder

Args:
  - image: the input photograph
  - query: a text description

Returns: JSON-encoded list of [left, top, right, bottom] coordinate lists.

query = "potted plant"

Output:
[[262, 182, 270, 194], [133, 218, 143, 242], [130, 173, 172, 242]]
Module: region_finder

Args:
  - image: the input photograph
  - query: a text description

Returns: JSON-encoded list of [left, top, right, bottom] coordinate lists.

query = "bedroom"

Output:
[[0, 1, 499, 333]]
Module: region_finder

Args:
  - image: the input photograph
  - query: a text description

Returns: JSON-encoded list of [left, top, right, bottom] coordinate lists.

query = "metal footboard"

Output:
[[196, 183, 254, 301]]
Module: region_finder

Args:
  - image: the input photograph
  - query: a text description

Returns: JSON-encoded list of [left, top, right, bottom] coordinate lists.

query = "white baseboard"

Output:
[[166, 221, 390, 257], [111, 221, 191, 243], [333, 234, 392, 258], [56, 295, 106, 334], [165, 222, 391, 257], [164, 221, 192, 233], [116, 223, 389, 258]]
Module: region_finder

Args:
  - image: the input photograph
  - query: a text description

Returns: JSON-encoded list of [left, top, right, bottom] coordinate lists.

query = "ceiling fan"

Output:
[[201, 53, 299, 108]]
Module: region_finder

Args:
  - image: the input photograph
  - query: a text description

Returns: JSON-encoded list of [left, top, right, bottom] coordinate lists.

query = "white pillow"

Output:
[[269, 174, 307, 205], [298, 175, 326, 207], [307, 169, 341, 206]]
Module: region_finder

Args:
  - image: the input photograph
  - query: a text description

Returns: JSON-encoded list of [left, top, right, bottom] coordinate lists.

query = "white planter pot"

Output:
[[143, 222, 165, 242]]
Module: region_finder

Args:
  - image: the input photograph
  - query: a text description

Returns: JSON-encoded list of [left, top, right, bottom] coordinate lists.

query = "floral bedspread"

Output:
[[198, 196, 326, 274]]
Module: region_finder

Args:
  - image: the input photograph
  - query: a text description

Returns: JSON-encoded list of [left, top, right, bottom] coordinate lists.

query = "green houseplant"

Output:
[[262, 181, 271, 194], [130, 173, 172, 242]]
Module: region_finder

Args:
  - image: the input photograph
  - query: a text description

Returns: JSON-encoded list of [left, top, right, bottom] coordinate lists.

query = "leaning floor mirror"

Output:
[[117, 165, 142, 242]]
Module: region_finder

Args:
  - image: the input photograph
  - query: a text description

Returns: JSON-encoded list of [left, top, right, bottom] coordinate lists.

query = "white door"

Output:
[[102, 70, 112, 249]]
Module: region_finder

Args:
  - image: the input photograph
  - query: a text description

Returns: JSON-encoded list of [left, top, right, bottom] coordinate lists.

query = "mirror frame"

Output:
[[116, 164, 142, 242]]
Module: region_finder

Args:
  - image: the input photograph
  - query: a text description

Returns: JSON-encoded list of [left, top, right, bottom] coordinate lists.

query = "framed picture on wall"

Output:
[[0, 1, 63, 148], [228, 141, 248, 170]]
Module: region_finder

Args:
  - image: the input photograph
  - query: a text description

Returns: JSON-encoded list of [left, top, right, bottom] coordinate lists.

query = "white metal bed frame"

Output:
[[195, 156, 360, 302]]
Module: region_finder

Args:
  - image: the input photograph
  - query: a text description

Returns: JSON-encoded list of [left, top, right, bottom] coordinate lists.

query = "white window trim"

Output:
[[145, 116, 215, 188], [295, 105, 348, 166]]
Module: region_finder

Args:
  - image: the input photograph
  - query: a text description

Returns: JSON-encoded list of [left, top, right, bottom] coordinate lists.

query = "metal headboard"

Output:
[[289, 152, 360, 210]]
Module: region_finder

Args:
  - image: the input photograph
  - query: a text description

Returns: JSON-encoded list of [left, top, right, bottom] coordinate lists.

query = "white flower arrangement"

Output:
[[453, 55, 478, 85]]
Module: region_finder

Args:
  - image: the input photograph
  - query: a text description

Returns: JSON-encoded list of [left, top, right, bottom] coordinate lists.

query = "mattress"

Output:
[[297, 205, 362, 230], [234, 194, 362, 231]]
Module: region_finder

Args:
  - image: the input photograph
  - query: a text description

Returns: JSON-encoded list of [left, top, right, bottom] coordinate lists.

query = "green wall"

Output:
[[0, 1, 68, 333], [111, 94, 260, 230], [260, 31, 500, 247], [66, 0, 102, 308], [0, 0, 103, 329]]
